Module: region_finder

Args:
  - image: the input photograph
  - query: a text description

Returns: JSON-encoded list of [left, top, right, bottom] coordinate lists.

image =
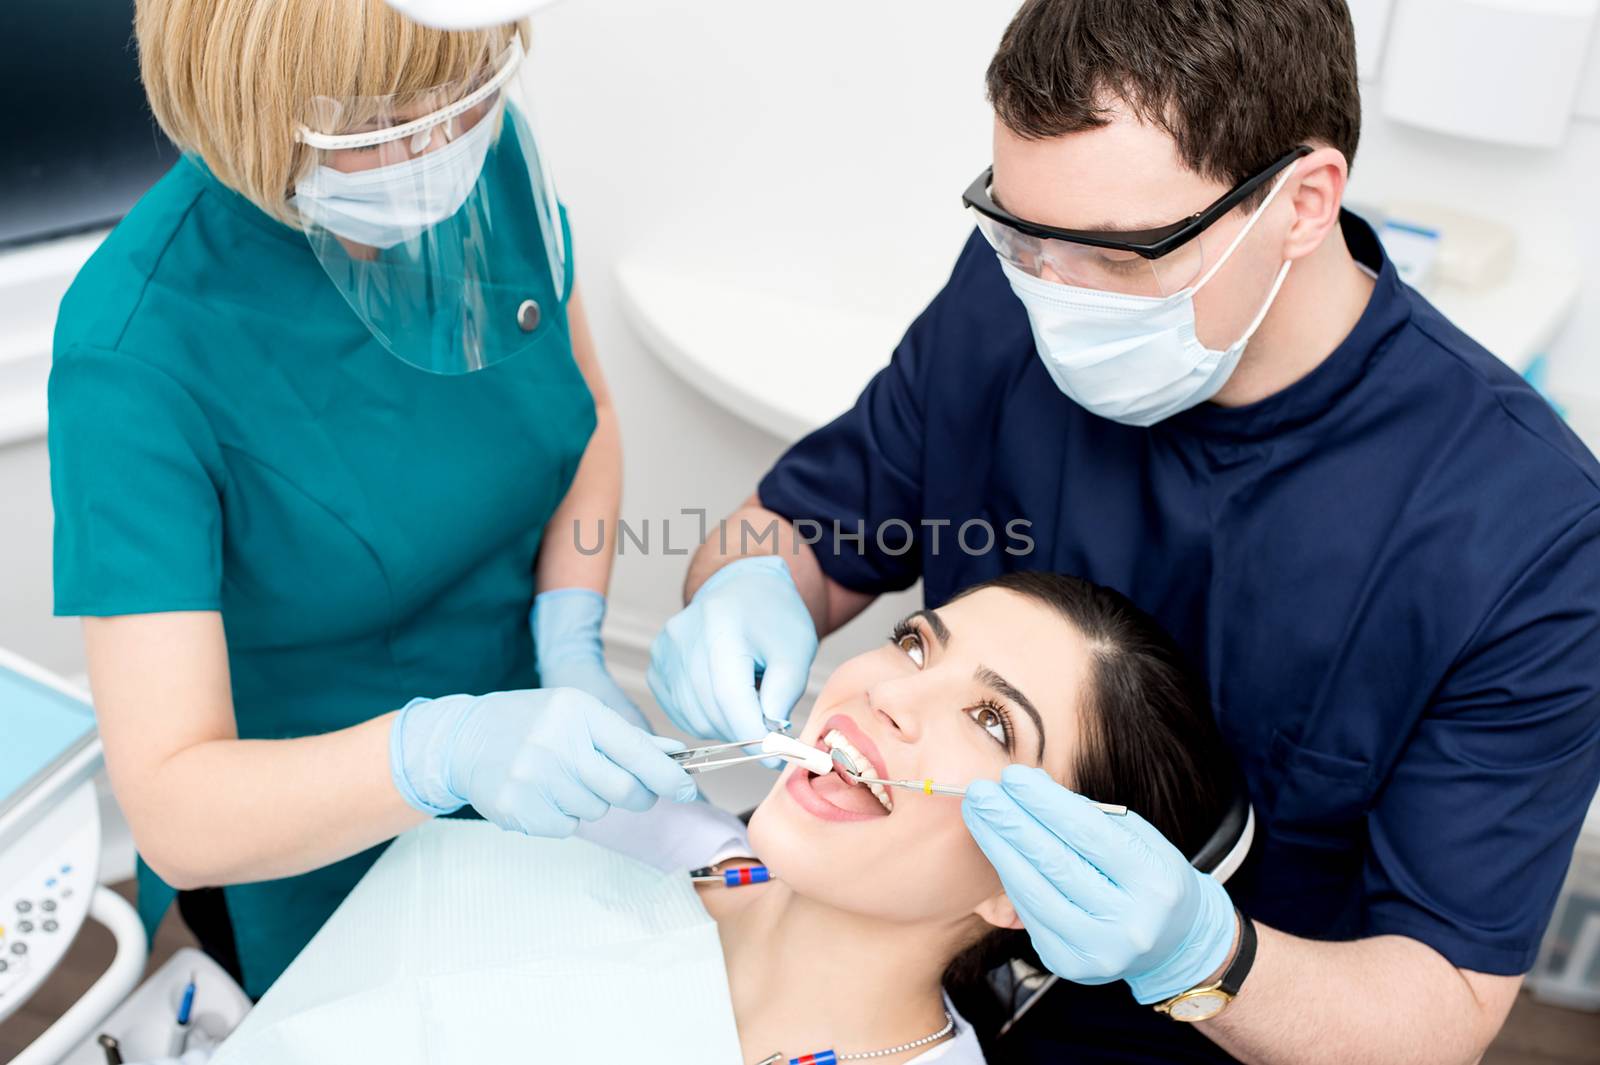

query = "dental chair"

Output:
[[952, 783, 1257, 1064]]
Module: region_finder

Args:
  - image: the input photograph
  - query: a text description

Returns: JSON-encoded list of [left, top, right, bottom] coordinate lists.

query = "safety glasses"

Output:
[[296, 36, 525, 163], [963, 145, 1312, 297], [290, 35, 570, 375]]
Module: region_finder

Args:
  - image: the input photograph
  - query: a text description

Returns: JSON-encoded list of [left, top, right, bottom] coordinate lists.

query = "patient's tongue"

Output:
[[810, 772, 889, 816]]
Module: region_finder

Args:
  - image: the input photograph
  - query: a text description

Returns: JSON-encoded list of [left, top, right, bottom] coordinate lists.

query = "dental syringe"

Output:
[[830, 749, 1129, 816]]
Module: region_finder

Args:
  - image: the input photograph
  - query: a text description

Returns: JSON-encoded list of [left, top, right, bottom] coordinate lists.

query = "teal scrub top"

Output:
[[48, 155, 595, 998]]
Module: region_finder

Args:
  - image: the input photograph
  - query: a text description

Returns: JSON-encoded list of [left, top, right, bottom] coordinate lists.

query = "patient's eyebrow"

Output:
[[912, 608, 951, 647], [975, 666, 1045, 763], [915, 609, 1044, 760]]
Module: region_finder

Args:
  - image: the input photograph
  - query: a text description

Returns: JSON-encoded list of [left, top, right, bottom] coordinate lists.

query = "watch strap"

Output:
[[1218, 909, 1258, 997]]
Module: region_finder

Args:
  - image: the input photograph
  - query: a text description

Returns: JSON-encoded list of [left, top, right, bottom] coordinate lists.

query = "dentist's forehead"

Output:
[[991, 107, 1226, 233]]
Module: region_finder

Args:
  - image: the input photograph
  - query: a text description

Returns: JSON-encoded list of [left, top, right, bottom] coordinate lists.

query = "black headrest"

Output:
[[1189, 783, 1252, 876]]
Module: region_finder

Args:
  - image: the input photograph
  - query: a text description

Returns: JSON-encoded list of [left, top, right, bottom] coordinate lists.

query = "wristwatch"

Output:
[[1153, 909, 1257, 1023]]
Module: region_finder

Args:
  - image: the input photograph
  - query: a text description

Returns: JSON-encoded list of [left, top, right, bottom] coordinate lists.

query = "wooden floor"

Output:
[[3, 881, 1598, 1062], [1486, 994, 1600, 1065]]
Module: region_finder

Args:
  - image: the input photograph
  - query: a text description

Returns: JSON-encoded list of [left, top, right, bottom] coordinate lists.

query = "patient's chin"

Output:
[[745, 788, 824, 876]]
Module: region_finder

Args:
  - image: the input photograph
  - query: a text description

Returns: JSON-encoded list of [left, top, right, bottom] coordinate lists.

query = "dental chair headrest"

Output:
[[1191, 784, 1255, 883]]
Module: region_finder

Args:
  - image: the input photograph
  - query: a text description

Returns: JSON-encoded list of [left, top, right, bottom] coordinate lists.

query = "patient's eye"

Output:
[[967, 701, 1012, 750], [889, 620, 925, 668]]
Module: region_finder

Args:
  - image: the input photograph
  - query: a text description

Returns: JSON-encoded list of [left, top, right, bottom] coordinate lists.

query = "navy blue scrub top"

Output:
[[760, 214, 1600, 981]]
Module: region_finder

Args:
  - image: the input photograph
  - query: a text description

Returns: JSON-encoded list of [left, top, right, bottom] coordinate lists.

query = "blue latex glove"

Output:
[[389, 687, 698, 837], [646, 555, 818, 743], [532, 588, 650, 731], [963, 765, 1238, 1005]]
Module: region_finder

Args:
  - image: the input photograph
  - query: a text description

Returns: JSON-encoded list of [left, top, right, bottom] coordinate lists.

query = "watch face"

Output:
[[1169, 990, 1229, 1022]]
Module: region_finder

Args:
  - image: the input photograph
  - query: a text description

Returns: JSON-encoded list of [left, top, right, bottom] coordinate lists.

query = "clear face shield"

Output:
[[291, 37, 567, 374]]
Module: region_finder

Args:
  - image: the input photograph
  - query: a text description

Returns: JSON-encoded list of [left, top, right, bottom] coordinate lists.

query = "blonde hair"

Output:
[[135, 0, 524, 227]]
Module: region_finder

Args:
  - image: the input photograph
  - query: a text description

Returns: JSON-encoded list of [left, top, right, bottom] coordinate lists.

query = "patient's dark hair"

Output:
[[940, 571, 1233, 1030]]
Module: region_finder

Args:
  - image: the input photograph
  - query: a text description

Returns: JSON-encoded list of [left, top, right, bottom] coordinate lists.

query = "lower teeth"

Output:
[[822, 731, 892, 812]]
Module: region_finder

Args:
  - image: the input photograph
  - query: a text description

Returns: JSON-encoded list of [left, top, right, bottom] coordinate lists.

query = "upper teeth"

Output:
[[823, 730, 893, 813]]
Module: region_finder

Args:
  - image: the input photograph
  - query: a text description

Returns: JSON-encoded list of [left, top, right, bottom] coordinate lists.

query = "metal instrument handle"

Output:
[[676, 751, 776, 774]]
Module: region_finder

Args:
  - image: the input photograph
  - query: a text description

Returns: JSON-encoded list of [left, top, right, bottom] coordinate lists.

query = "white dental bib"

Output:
[[210, 821, 743, 1064]]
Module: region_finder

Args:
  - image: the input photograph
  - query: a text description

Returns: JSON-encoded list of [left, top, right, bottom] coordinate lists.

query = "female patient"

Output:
[[216, 571, 1231, 1064], [696, 571, 1232, 1062]]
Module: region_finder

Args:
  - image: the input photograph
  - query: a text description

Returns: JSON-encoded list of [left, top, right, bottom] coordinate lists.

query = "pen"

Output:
[[167, 971, 196, 1056]]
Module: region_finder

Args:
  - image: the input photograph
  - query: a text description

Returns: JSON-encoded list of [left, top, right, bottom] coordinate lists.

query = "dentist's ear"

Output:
[[1280, 145, 1349, 262], [974, 891, 1026, 931]]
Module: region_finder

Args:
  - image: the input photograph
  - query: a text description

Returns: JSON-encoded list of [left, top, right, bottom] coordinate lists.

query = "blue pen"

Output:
[[167, 972, 196, 1056]]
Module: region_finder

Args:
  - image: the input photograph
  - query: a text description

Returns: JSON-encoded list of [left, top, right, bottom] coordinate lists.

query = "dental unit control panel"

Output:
[[0, 796, 97, 1018], [0, 649, 101, 1023]]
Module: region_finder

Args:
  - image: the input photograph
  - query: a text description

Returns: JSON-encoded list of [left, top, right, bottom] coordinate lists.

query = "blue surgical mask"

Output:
[[289, 110, 498, 250], [999, 166, 1297, 427]]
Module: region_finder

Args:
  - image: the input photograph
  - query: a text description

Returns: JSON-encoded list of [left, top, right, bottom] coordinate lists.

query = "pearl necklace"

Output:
[[753, 1009, 957, 1065]]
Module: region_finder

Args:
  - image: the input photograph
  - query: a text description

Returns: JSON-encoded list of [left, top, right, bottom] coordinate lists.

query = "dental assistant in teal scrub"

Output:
[[47, 1, 696, 998]]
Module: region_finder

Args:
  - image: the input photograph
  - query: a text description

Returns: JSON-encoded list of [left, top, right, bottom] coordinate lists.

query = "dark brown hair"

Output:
[[941, 571, 1233, 1030], [986, 0, 1361, 188]]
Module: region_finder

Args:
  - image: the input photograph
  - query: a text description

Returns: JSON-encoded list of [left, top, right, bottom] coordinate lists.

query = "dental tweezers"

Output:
[[671, 732, 834, 775]]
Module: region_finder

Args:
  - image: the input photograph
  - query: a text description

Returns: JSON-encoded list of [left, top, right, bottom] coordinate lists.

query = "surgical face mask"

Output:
[[290, 108, 498, 250], [999, 165, 1297, 427]]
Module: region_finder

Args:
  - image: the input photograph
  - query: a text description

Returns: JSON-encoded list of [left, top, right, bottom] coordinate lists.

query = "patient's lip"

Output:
[[782, 711, 896, 822], [785, 769, 884, 822], [818, 713, 889, 780]]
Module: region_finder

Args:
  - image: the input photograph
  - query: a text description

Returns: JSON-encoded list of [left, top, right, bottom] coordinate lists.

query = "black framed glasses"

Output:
[[963, 144, 1312, 260]]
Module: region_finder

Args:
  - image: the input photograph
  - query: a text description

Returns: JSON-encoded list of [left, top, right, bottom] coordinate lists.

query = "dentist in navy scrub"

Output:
[[647, 2, 1600, 1062]]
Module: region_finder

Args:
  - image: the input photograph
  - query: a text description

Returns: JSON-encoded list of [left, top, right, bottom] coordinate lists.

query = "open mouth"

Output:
[[818, 729, 894, 813], [782, 714, 894, 820]]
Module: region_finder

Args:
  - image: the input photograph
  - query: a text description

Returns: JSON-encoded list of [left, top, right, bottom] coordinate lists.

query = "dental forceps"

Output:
[[671, 732, 834, 775], [830, 749, 1129, 816]]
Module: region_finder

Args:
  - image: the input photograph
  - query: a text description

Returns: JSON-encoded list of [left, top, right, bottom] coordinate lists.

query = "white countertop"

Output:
[[616, 255, 909, 442], [0, 232, 106, 449]]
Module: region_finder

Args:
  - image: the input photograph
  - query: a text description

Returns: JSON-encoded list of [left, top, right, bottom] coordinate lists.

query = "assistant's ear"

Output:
[[974, 891, 1026, 931], [1279, 146, 1349, 262]]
